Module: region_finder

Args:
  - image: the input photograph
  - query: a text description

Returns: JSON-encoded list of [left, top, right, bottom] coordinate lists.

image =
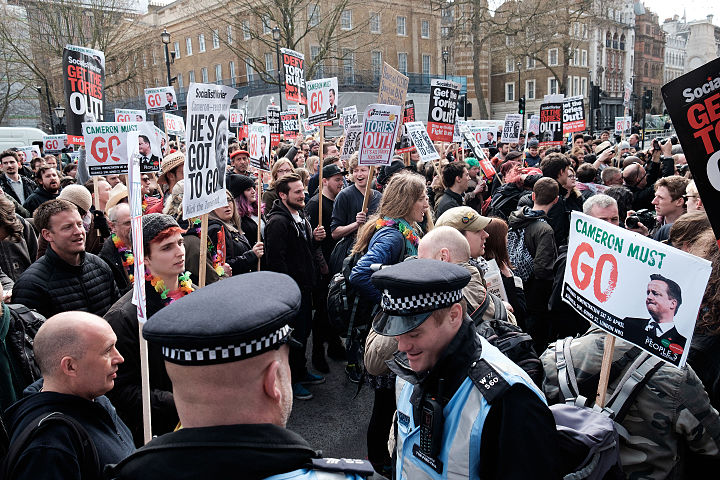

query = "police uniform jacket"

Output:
[[390, 319, 562, 479]]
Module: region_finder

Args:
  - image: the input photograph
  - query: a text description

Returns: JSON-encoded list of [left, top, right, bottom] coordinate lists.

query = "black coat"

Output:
[[22, 186, 59, 214], [434, 188, 464, 220], [103, 285, 182, 446], [0, 215, 38, 281], [99, 238, 133, 295], [518, 185, 582, 246], [11, 247, 119, 319], [265, 199, 319, 289], [0, 174, 35, 205], [207, 218, 258, 275]]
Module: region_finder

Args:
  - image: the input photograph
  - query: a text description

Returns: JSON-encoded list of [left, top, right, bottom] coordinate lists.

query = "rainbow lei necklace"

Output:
[[111, 234, 135, 283], [375, 217, 420, 254], [145, 271, 194, 306], [187, 218, 226, 277]]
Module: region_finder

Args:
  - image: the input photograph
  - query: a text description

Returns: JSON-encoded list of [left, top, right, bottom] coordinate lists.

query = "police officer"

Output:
[[106, 272, 373, 479], [372, 259, 561, 479]]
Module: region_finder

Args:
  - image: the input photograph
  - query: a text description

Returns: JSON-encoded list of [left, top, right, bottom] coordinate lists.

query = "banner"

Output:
[[340, 106, 358, 130], [614, 116, 631, 136], [378, 62, 409, 107], [164, 113, 186, 136], [562, 212, 711, 368], [145, 86, 178, 115], [82, 122, 161, 176], [404, 99, 416, 123], [281, 48, 306, 104], [306, 77, 338, 125], [63, 44, 105, 144], [341, 123, 363, 162], [182, 82, 237, 219], [248, 123, 271, 171], [16, 146, 41, 164], [662, 57, 720, 244], [115, 109, 146, 123], [459, 125, 495, 179], [280, 111, 300, 140], [527, 115, 540, 136], [405, 121, 440, 164], [427, 79, 460, 143], [501, 114, 522, 143], [562, 95, 586, 134], [466, 120, 503, 147], [539, 103, 563, 146], [42, 134, 67, 154], [266, 105, 281, 146], [358, 103, 403, 166], [229, 108, 245, 128]]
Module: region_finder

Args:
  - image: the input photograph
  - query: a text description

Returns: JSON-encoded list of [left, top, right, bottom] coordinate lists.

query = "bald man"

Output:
[[4, 312, 134, 479]]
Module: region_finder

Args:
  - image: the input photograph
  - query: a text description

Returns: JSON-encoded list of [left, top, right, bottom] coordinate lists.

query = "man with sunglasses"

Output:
[[622, 139, 672, 212]]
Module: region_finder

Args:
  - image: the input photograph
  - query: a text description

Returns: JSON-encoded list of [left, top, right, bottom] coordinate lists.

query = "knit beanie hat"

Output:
[[142, 213, 180, 251], [227, 174, 255, 198], [58, 185, 92, 214]]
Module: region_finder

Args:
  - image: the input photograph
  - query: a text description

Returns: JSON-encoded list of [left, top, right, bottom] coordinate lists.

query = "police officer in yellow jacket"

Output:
[[372, 259, 561, 479], [106, 272, 372, 480]]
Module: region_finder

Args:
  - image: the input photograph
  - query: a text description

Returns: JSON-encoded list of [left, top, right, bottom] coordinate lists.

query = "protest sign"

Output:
[[662, 57, 720, 244], [248, 123, 271, 171], [43, 134, 67, 154], [63, 44, 105, 145], [115, 109, 146, 123], [164, 113, 186, 136], [484, 259, 508, 302], [378, 62, 409, 107], [459, 125, 496, 180], [182, 83, 236, 219], [266, 105, 281, 146], [229, 109, 245, 128], [466, 120, 503, 146], [358, 104, 402, 166], [562, 212, 711, 368], [404, 100, 416, 123], [427, 79, 460, 142], [145, 86, 178, 114], [281, 48, 306, 104], [395, 124, 415, 154], [539, 103, 563, 146], [16, 146, 40, 164], [306, 77, 338, 125], [340, 106, 358, 130], [341, 123, 363, 162], [82, 121, 161, 175], [280, 111, 300, 140], [614, 116, 631, 136], [302, 119, 319, 136], [248, 116, 265, 124], [527, 115, 540, 136], [501, 114, 522, 143], [405, 121, 440, 164], [562, 95, 586, 134]]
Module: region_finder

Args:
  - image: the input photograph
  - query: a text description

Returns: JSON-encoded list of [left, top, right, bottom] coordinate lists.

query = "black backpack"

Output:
[[4, 304, 45, 385], [327, 252, 381, 338], [469, 296, 544, 387]]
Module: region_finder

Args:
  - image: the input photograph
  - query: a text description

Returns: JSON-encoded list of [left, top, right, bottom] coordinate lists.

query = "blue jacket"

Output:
[[348, 227, 406, 303]]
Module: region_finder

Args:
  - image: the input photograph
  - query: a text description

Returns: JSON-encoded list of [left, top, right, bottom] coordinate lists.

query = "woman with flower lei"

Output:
[[103, 213, 197, 446], [345, 170, 432, 476]]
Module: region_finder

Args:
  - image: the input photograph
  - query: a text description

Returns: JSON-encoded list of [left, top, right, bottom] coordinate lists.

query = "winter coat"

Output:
[[0, 215, 38, 282], [507, 207, 557, 281], [207, 217, 258, 275], [0, 174, 35, 206], [518, 184, 582, 246], [348, 227, 407, 304], [22, 186, 59, 215], [11, 247, 119, 319], [434, 188, 464, 219]]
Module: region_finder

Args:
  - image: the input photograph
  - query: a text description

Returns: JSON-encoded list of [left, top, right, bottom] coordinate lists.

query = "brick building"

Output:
[[632, 3, 665, 116]]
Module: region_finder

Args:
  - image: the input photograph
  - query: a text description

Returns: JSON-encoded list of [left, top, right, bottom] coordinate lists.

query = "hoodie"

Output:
[[4, 379, 134, 479], [507, 207, 558, 281]]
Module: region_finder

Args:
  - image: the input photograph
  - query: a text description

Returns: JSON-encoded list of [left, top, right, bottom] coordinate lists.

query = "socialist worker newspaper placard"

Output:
[[281, 48, 306, 104], [562, 212, 711, 367], [183, 83, 237, 219], [405, 122, 440, 164], [539, 103, 563, 146], [63, 45, 105, 144], [427, 79, 460, 143], [662, 56, 720, 243], [562, 95, 586, 134]]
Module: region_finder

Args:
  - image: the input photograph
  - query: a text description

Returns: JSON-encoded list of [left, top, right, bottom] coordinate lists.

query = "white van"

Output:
[[0, 127, 47, 151]]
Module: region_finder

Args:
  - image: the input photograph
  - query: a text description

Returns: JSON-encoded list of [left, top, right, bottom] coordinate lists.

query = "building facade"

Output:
[[662, 14, 720, 84], [632, 3, 665, 116]]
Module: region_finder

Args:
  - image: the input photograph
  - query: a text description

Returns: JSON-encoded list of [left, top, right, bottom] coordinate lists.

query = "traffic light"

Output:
[[457, 100, 472, 118], [518, 96, 526, 115], [643, 90, 653, 110], [591, 85, 601, 109]]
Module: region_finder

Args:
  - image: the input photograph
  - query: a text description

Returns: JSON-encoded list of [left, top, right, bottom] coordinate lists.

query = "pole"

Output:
[[464, 94, 468, 122], [443, 59, 447, 80], [257, 175, 262, 271], [42, 80, 55, 134], [642, 101, 647, 150], [276, 42, 283, 111], [318, 126, 325, 225], [361, 166, 376, 212], [595, 334, 616, 408], [198, 214, 208, 288], [164, 43, 172, 87]]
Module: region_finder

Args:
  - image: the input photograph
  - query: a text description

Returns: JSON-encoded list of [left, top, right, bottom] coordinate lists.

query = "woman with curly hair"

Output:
[[0, 195, 38, 282]]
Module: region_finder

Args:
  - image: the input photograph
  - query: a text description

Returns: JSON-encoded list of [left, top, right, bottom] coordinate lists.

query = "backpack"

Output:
[[548, 337, 663, 480], [4, 304, 45, 385], [507, 226, 535, 282], [469, 297, 544, 387]]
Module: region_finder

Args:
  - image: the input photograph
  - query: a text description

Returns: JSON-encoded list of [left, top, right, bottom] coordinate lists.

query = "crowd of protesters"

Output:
[[0, 119, 719, 480]]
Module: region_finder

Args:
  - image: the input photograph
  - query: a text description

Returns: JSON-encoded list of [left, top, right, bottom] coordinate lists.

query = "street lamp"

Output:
[[442, 48, 449, 79], [53, 104, 65, 133], [160, 29, 173, 87], [272, 26, 283, 111]]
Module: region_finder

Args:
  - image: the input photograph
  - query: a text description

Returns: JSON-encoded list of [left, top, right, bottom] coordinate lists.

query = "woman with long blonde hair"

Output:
[[261, 158, 294, 210]]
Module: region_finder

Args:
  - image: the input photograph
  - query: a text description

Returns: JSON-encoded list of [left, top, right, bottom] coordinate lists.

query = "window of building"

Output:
[[573, 76, 580, 96], [581, 49, 587, 67], [310, 45, 323, 78], [441, 27, 450, 38], [308, 4, 319, 27], [573, 48, 579, 66], [506, 35, 514, 46], [155, 78, 159, 87], [142, 53, 147, 67], [201, 67, 208, 83], [370, 12, 380, 33], [215, 64, 222, 82], [548, 48, 558, 66], [422, 54, 431, 75], [242, 21, 251, 40], [227, 25, 233, 44], [198, 34, 206, 53], [505, 82, 515, 102], [526, 79, 536, 99], [262, 15, 271, 35], [581, 77, 587, 97], [229, 61, 236, 86], [213, 29, 220, 49], [421, 20, 430, 38], [506, 57, 515, 73], [177, 73, 183, 89], [152, 50, 157, 65], [174, 41, 181, 58], [526, 56, 536, 69], [245, 58, 255, 82], [372, 50, 382, 81], [265, 52, 274, 74], [341, 10, 352, 30], [342, 49, 354, 82], [188, 70, 195, 83], [398, 52, 407, 74], [186, 37, 192, 56], [397, 16, 406, 36], [548, 77, 558, 95]]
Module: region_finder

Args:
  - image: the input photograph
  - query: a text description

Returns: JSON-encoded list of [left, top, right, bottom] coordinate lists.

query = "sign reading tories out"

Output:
[[358, 103, 402, 166], [427, 79, 460, 143], [562, 212, 711, 368], [63, 44, 105, 144]]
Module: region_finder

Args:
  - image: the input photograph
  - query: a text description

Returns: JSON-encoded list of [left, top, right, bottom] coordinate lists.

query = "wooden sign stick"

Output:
[[198, 213, 209, 288], [318, 125, 325, 225], [361, 166, 376, 212], [257, 175, 263, 271], [595, 334, 616, 408]]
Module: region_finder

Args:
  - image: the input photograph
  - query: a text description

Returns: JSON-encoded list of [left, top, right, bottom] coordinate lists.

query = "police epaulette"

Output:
[[310, 458, 375, 477], [468, 358, 511, 403]]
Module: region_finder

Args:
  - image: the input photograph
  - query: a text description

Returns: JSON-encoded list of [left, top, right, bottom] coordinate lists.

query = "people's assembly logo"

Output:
[[367, 108, 391, 118]]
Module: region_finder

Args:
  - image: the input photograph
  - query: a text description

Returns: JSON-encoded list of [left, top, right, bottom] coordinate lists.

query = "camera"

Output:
[[676, 164, 689, 175], [626, 209, 657, 230]]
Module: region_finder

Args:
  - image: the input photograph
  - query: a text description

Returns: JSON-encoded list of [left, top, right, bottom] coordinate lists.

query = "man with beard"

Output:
[[0, 150, 35, 205], [265, 173, 327, 400], [23, 166, 61, 214]]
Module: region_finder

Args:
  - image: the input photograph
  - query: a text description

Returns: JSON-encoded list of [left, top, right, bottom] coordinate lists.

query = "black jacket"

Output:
[[0, 174, 35, 205], [4, 379, 134, 479], [103, 286, 181, 447], [507, 207, 558, 281], [22, 186, 59, 214], [434, 188, 464, 219], [0, 215, 38, 281], [265, 199, 319, 289], [689, 332, 720, 411], [518, 185, 582, 246], [11, 247, 119, 319], [98, 238, 133, 296], [207, 218, 258, 275]]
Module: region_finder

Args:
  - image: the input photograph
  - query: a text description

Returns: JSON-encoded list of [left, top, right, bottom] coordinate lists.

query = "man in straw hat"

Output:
[[157, 151, 185, 208]]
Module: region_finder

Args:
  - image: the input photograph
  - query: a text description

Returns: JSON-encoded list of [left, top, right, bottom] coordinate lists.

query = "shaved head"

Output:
[[418, 226, 471, 263]]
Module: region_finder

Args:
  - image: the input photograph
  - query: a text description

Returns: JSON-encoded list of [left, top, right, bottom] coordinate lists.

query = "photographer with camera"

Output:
[[622, 136, 674, 213]]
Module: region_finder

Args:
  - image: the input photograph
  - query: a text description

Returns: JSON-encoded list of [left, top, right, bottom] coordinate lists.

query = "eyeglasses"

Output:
[[682, 194, 698, 201], [567, 173, 576, 179]]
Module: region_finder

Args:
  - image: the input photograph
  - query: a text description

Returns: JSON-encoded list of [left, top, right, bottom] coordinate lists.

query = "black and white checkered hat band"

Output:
[[381, 289, 464, 315], [161, 324, 292, 365]]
